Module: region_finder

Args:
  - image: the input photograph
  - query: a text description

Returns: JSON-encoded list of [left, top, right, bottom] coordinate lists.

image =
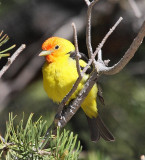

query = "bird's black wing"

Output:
[[68, 51, 92, 74]]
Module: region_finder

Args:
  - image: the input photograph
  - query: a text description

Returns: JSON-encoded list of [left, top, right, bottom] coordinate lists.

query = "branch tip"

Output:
[[84, 0, 90, 6], [104, 60, 110, 66], [0, 44, 26, 78]]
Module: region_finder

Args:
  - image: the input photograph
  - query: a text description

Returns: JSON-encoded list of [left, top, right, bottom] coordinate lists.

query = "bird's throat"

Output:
[[46, 54, 69, 63], [46, 54, 57, 63]]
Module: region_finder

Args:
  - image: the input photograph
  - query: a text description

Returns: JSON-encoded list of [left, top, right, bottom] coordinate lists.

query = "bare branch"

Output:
[[97, 49, 103, 62], [83, 17, 123, 74], [0, 44, 26, 78], [86, 0, 99, 59], [100, 20, 145, 75], [56, 77, 82, 114], [128, 0, 142, 18], [58, 71, 97, 128], [72, 23, 82, 77], [94, 17, 123, 60]]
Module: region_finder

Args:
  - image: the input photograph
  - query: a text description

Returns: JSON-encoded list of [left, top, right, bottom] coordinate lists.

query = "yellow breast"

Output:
[[42, 56, 81, 102]]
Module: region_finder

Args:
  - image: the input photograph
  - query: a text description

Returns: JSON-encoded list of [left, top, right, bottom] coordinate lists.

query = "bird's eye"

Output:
[[54, 45, 59, 50]]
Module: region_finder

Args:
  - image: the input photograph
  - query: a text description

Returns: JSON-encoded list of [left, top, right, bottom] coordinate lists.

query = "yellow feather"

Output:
[[42, 54, 98, 118]]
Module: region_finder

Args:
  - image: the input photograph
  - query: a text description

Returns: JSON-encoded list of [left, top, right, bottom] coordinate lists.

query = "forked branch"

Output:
[[98, 20, 145, 75]]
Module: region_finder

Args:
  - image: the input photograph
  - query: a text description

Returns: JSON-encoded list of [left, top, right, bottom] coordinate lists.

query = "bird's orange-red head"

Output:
[[39, 37, 75, 63]]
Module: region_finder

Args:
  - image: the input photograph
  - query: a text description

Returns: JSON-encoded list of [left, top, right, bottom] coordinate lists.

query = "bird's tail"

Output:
[[86, 115, 115, 142]]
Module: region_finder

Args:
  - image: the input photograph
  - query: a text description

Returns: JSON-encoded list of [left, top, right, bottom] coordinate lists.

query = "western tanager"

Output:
[[39, 37, 114, 142]]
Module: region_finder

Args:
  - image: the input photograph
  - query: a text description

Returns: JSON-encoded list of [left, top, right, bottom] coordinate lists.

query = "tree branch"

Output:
[[99, 20, 145, 75], [72, 23, 82, 77], [0, 44, 26, 78], [86, 0, 99, 59], [94, 17, 123, 61], [84, 17, 123, 74], [58, 71, 97, 128], [56, 77, 82, 114]]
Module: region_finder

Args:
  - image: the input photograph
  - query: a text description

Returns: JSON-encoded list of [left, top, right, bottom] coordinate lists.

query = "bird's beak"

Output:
[[39, 50, 52, 56]]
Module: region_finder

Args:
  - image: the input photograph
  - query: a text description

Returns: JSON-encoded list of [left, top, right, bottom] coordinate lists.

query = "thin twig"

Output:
[[128, 0, 142, 18], [72, 23, 82, 77], [100, 20, 145, 75], [56, 63, 91, 114], [56, 77, 82, 113], [0, 44, 26, 78], [86, 0, 98, 59], [83, 17, 123, 73], [59, 70, 97, 128], [94, 17, 123, 60]]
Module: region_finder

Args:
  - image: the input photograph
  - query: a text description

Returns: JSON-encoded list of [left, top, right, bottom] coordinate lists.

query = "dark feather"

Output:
[[68, 51, 92, 74], [68, 51, 88, 62], [86, 114, 115, 142], [86, 116, 100, 142], [97, 83, 105, 105]]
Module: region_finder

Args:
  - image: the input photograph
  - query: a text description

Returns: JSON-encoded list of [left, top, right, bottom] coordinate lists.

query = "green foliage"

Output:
[[0, 113, 82, 160], [0, 31, 15, 59]]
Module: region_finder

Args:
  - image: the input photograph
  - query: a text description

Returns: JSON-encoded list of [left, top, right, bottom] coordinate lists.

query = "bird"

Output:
[[39, 37, 115, 142]]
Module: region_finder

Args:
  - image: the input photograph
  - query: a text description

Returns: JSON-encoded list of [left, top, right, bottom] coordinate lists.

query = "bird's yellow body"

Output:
[[39, 37, 114, 142], [42, 54, 98, 118]]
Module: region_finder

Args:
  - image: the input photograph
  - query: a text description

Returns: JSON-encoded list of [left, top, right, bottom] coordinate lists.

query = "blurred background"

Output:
[[0, 0, 145, 159]]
